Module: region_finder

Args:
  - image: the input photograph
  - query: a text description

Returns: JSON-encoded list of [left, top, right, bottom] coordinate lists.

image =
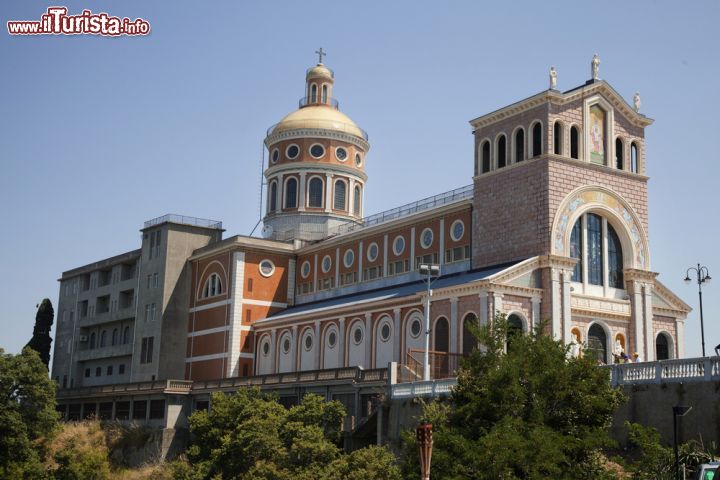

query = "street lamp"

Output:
[[684, 264, 711, 357], [416, 421, 433, 480], [419, 264, 440, 382], [673, 405, 692, 480]]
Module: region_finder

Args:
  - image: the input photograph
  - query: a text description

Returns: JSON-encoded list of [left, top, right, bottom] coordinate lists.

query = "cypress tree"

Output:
[[26, 298, 54, 369]]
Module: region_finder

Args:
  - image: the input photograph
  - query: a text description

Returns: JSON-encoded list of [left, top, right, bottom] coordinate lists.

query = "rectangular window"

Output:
[[133, 400, 147, 420], [247, 278, 253, 292], [317, 277, 335, 291], [119, 364, 125, 375], [416, 253, 439, 269], [147, 275, 152, 289], [388, 260, 409, 276], [106, 365, 113, 376], [151, 303, 156, 321], [153, 273, 159, 288], [362, 266, 383, 281], [340, 271, 357, 286], [144, 304, 150, 322], [149, 399, 165, 420], [149, 232, 155, 259], [297, 282, 314, 295], [154, 231, 162, 258], [587, 214, 603, 285], [115, 401, 130, 420], [95, 367, 101, 377], [445, 245, 471, 264], [140, 337, 154, 364], [84, 368, 90, 378]]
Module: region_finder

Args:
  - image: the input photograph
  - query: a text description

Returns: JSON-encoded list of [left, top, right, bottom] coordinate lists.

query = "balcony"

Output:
[[75, 343, 132, 362], [298, 96, 339, 109], [77, 306, 135, 327], [143, 214, 222, 230]]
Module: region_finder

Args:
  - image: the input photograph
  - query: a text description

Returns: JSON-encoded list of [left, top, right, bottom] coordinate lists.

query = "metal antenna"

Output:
[[249, 141, 266, 236]]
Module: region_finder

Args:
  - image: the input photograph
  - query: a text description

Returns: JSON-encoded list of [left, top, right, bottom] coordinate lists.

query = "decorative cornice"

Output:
[[624, 269, 658, 283], [265, 162, 368, 182], [265, 128, 370, 151], [189, 235, 296, 262], [653, 278, 692, 313]]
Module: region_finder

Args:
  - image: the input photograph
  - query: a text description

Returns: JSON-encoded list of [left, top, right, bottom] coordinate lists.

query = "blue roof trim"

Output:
[[264, 262, 519, 322]]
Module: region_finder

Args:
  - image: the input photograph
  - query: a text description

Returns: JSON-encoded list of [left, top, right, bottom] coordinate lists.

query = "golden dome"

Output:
[[306, 63, 334, 80], [270, 105, 366, 140]]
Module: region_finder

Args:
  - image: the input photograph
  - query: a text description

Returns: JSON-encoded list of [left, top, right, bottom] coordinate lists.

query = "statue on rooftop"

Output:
[[591, 54, 600, 80], [633, 92, 641, 113], [549, 66, 557, 90]]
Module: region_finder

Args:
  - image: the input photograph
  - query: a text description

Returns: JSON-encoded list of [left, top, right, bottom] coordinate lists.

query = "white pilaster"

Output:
[[314, 320, 321, 370], [364, 313, 373, 368], [298, 172, 307, 212], [358, 241, 363, 282], [324, 173, 333, 212], [492, 292, 503, 318], [479, 291, 489, 326], [449, 297, 459, 353], [383, 234, 389, 276], [551, 268, 562, 341], [632, 281, 644, 358], [276, 173, 284, 211], [393, 308, 401, 362], [439, 218, 445, 266], [227, 252, 245, 377], [338, 317, 346, 367], [531, 297, 541, 331], [335, 248, 340, 288], [286, 258, 296, 306], [643, 283, 654, 361], [410, 227, 416, 271], [561, 270, 573, 346], [290, 325, 298, 372], [676, 319, 685, 358], [349, 178, 356, 215], [270, 329, 277, 373]]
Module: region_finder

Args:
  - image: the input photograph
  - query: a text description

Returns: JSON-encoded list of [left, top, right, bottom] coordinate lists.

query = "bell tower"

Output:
[[262, 51, 370, 242]]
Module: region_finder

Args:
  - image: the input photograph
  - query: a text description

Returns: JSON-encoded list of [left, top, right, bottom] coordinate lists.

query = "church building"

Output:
[[51, 54, 690, 395]]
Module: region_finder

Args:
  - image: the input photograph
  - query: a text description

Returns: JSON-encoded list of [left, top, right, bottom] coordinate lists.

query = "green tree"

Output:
[[0, 347, 59, 478], [179, 388, 400, 480], [405, 315, 624, 479], [26, 298, 54, 369]]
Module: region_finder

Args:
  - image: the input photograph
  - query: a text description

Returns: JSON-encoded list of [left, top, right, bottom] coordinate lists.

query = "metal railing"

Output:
[[298, 96, 339, 109], [328, 184, 474, 238], [143, 214, 223, 230], [57, 379, 192, 398], [402, 349, 465, 382]]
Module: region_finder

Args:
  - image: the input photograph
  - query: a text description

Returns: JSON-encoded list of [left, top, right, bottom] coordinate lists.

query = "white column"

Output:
[[314, 320, 321, 369], [324, 173, 333, 212], [479, 291, 489, 327], [364, 313, 373, 368], [643, 283, 654, 361], [439, 218, 445, 266], [531, 297, 541, 331], [270, 329, 277, 373], [676, 319, 685, 358], [349, 178, 356, 215], [449, 297, 459, 353], [561, 269, 573, 346], [338, 317, 346, 367], [290, 325, 298, 372], [492, 293, 503, 319], [632, 281, 644, 359], [298, 172, 307, 212], [335, 248, 340, 288], [551, 268, 562, 341], [393, 308, 401, 362], [276, 173, 284, 211], [227, 252, 245, 377], [383, 234, 389, 276], [410, 227, 416, 271], [358, 241, 364, 282]]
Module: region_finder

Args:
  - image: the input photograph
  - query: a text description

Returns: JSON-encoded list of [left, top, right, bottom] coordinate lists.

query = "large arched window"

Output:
[[497, 135, 507, 168], [462, 313, 477, 355], [514, 129, 524, 163], [100, 330, 107, 348], [553, 121, 562, 155], [269, 181, 277, 212], [89, 332, 96, 349], [202, 273, 223, 298], [631, 142, 639, 173], [123, 326, 130, 344], [434, 317, 449, 353], [587, 324, 608, 364], [569, 213, 624, 289], [656, 333, 670, 360], [353, 185, 361, 215], [284, 178, 298, 209], [532, 122, 542, 157], [333, 180, 346, 210], [570, 126, 579, 159], [308, 177, 324, 208], [111, 328, 118, 346], [615, 138, 624, 170], [481, 141, 491, 173]]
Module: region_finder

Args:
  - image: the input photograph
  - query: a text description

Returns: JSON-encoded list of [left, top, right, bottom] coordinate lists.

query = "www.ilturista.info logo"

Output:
[[7, 7, 150, 36]]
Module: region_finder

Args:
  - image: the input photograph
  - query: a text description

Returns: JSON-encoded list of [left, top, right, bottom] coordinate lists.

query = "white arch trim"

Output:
[[551, 185, 650, 270], [655, 330, 676, 360], [586, 320, 612, 364]]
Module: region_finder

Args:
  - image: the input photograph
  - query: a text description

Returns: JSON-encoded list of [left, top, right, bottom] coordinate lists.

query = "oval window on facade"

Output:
[[410, 319, 422, 338], [271, 148, 279, 164], [301, 261, 311, 278], [259, 259, 275, 277], [328, 331, 337, 348], [344, 249, 354, 268], [286, 144, 300, 160], [353, 327, 363, 344], [335, 147, 348, 161], [355, 153, 362, 167], [322, 255, 332, 273], [304, 334, 313, 351], [310, 144, 325, 159], [367, 242, 379, 262], [420, 228, 434, 249], [380, 323, 391, 342], [283, 337, 291, 354], [450, 220, 465, 242], [262, 340, 270, 356], [393, 236, 405, 256]]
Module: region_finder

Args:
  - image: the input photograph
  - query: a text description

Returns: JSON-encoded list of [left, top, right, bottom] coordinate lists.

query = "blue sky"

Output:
[[1, 0, 718, 359]]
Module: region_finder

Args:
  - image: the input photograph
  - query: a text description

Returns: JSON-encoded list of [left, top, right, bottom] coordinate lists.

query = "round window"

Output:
[[286, 144, 300, 160], [451, 220, 465, 242], [283, 338, 291, 354], [355, 153, 362, 167], [301, 261, 311, 278], [328, 331, 337, 348], [304, 334, 313, 351], [321, 255, 332, 273], [367, 243, 379, 262], [262, 341, 270, 356], [420, 229, 434, 249], [310, 144, 325, 159], [335, 147, 348, 161], [259, 259, 275, 277], [271, 149, 279, 164], [393, 236, 405, 256], [380, 323, 391, 341], [344, 249, 354, 268], [353, 327, 363, 344], [410, 319, 422, 338]]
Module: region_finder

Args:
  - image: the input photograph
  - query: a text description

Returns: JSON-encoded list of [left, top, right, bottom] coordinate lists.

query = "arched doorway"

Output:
[[656, 333, 671, 360], [506, 314, 524, 351], [434, 317, 449, 353], [587, 324, 608, 364]]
